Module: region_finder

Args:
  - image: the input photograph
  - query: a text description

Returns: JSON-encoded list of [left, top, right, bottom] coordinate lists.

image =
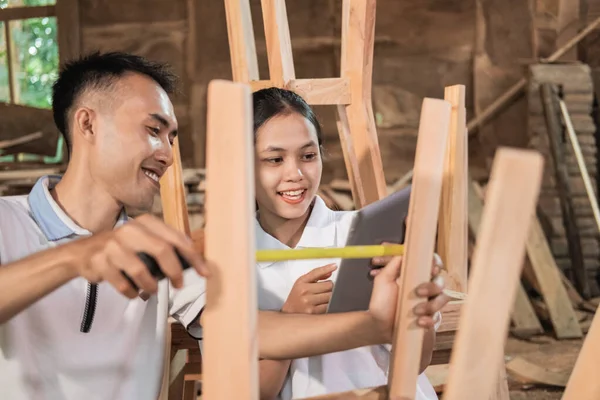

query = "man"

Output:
[[0, 52, 444, 399]]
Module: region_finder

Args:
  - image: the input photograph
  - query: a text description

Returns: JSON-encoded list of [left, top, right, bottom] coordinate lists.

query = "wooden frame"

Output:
[[223, 0, 386, 207], [389, 98, 450, 397]]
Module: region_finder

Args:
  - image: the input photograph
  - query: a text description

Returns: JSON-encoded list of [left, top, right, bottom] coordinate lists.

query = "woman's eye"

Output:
[[265, 157, 283, 164], [303, 153, 317, 161]]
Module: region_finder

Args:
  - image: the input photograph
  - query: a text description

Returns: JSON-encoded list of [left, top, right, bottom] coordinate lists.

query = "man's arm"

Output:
[[0, 241, 81, 324], [0, 215, 206, 325]]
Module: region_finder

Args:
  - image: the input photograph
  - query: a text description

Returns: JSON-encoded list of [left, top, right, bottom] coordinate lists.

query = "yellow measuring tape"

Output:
[[255, 244, 405, 262], [255, 244, 467, 301]]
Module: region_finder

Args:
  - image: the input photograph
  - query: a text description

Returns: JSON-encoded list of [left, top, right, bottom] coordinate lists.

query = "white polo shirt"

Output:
[[256, 196, 439, 400], [0, 175, 207, 400]]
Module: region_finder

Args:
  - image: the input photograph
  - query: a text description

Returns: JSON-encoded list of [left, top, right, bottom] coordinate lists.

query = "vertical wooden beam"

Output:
[[202, 80, 258, 400], [388, 98, 451, 399], [55, 0, 81, 63], [444, 148, 544, 400], [562, 304, 600, 399], [438, 85, 468, 293], [338, 0, 387, 207], [160, 136, 191, 235], [261, 0, 295, 86], [157, 138, 191, 400], [224, 0, 260, 82]]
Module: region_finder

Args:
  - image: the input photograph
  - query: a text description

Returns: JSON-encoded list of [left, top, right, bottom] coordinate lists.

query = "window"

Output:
[[0, 0, 59, 109]]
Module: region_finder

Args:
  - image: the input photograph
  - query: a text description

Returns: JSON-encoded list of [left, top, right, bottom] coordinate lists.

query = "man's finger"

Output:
[[132, 215, 208, 278], [301, 263, 337, 283]]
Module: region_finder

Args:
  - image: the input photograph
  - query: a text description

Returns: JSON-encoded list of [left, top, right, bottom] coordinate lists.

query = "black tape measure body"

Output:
[[122, 249, 192, 290]]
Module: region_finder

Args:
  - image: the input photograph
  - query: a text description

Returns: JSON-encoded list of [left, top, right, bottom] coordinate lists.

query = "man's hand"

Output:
[[281, 263, 337, 314], [72, 214, 207, 299], [367, 253, 450, 342]]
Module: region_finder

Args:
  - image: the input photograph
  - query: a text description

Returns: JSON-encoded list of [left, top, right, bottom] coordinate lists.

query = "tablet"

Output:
[[326, 185, 411, 314]]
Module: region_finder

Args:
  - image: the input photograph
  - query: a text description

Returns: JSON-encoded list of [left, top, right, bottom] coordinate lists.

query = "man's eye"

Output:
[[147, 126, 160, 135]]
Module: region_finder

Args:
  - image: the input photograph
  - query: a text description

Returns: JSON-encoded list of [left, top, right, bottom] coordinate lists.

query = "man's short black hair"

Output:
[[52, 51, 178, 155]]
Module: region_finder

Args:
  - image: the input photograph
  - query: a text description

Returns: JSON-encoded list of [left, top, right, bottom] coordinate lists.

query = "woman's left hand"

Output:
[[370, 250, 450, 330]]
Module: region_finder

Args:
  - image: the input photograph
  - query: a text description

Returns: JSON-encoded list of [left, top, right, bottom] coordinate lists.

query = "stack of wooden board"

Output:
[[527, 63, 600, 296]]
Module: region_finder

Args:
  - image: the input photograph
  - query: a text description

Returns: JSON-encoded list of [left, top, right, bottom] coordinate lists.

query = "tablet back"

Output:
[[327, 186, 411, 313]]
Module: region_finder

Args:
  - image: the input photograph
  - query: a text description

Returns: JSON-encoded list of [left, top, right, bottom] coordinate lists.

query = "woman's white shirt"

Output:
[[255, 196, 439, 400]]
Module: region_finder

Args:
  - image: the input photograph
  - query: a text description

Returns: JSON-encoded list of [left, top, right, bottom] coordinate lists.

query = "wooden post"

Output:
[[388, 98, 451, 399], [337, 0, 387, 207], [157, 136, 192, 400], [562, 304, 600, 399], [539, 83, 589, 299], [223, 0, 260, 82], [437, 85, 468, 293], [261, 0, 295, 86], [443, 148, 544, 400], [202, 80, 258, 399]]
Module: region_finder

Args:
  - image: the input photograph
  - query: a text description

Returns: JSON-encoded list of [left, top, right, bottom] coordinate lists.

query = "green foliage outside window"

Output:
[[0, 0, 58, 109]]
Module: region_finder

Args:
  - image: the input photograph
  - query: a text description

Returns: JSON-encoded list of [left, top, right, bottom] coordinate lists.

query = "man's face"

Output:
[[86, 73, 178, 211]]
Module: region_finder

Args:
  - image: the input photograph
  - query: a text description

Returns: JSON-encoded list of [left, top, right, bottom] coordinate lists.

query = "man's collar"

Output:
[[255, 196, 337, 268], [28, 175, 129, 241]]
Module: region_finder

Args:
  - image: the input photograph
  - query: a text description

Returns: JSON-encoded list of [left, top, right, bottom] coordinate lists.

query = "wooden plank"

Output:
[[336, 105, 364, 207], [261, 0, 295, 86], [202, 80, 257, 399], [338, 0, 387, 206], [437, 85, 468, 292], [388, 98, 451, 399], [157, 137, 191, 400], [506, 356, 570, 387], [562, 305, 600, 399], [301, 385, 388, 400], [159, 136, 191, 235], [55, 0, 81, 63], [224, 0, 260, 82], [511, 283, 544, 337], [469, 179, 543, 335], [444, 148, 544, 400], [0, 5, 55, 21], [0, 131, 43, 151], [540, 82, 590, 299], [249, 78, 351, 105], [525, 218, 583, 339]]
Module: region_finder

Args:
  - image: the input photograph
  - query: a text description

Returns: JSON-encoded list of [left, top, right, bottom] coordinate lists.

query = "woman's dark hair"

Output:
[[252, 87, 323, 149]]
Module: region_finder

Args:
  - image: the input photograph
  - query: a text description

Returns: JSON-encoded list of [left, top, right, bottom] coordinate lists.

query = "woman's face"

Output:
[[254, 112, 323, 221]]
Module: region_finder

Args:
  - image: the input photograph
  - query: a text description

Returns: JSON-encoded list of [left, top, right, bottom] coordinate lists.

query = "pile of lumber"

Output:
[[527, 63, 600, 297]]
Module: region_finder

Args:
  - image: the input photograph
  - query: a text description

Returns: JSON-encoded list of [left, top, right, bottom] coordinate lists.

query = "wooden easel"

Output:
[[222, 0, 469, 364], [159, 78, 545, 399]]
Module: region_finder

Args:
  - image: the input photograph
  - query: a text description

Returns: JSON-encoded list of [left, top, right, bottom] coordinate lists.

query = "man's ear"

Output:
[[72, 107, 96, 144]]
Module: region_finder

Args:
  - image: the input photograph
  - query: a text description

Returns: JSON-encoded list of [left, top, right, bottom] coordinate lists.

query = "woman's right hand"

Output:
[[281, 263, 337, 314]]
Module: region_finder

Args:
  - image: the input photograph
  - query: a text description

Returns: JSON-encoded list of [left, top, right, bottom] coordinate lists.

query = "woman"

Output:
[[252, 87, 447, 400]]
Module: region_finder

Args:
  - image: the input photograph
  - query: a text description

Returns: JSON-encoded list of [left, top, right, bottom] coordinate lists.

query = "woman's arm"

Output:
[[259, 359, 291, 400]]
